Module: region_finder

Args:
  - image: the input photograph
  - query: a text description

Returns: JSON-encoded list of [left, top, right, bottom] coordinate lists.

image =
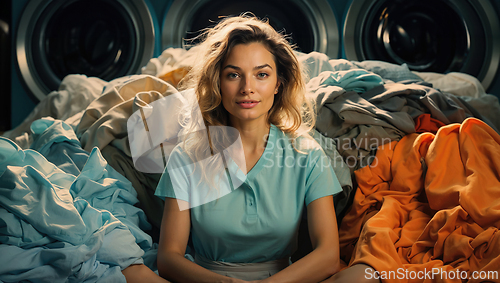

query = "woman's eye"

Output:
[[257, 73, 269, 78], [228, 73, 239, 79]]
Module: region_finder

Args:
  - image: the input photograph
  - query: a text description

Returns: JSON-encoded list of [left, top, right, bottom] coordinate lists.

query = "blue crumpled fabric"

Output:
[[352, 60, 424, 83], [311, 69, 385, 93], [0, 118, 153, 283]]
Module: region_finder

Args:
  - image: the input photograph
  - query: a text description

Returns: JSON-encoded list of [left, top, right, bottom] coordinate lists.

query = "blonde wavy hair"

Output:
[[175, 14, 316, 198]]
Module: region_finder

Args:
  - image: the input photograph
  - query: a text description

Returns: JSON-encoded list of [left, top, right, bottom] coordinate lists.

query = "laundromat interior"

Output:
[[1, 0, 500, 282], [3, 0, 500, 130]]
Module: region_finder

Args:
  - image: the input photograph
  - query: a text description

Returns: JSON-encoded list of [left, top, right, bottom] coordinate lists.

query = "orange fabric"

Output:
[[339, 118, 500, 282], [158, 67, 191, 88], [414, 113, 447, 134]]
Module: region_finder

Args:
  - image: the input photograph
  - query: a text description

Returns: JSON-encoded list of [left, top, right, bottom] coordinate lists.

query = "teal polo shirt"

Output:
[[155, 124, 342, 263]]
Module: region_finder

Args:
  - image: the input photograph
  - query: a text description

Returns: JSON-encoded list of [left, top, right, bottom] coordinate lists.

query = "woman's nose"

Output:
[[241, 77, 254, 94]]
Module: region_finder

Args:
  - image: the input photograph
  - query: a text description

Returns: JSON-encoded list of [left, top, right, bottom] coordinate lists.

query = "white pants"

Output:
[[194, 254, 291, 280]]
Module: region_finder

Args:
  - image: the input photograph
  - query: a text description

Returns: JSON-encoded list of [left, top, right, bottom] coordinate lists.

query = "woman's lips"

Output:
[[237, 101, 259, 108]]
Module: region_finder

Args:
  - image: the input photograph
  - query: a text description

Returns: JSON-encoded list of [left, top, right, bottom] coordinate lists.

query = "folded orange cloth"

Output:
[[414, 113, 447, 134], [339, 118, 500, 282]]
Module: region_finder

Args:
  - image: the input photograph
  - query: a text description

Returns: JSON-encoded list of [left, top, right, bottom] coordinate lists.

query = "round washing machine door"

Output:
[[16, 0, 157, 101], [343, 0, 500, 90], [161, 0, 340, 58]]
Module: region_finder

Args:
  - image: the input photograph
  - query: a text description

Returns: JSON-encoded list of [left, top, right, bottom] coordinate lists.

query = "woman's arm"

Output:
[[122, 263, 170, 282], [320, 263, 381, 283], [261, 195, 340, 283], [157, 197, 244, 283]]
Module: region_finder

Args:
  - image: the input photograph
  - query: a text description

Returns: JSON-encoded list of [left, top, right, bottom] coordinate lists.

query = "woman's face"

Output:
[[220, 42, 280, 127]]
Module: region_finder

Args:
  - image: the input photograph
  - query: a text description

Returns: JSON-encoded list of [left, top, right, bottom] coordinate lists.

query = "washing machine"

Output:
[[9, 0, 164, 129], [342, 0, 500, 97], [159, 0, 347, 59], [0, 1, 11, 131]]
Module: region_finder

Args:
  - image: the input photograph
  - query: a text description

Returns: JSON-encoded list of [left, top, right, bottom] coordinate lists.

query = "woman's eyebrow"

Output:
[[222, 64, 273, 70], [222, 64, 240, 70], [254, 64, 273, 70]]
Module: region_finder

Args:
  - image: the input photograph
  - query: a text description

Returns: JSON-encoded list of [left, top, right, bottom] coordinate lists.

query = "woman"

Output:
[[155, 15, 343, 282]]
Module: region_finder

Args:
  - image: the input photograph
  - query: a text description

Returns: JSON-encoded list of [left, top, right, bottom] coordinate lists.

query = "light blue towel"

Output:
[[312, 69, 385, 93], [0, 118, 153, 282]]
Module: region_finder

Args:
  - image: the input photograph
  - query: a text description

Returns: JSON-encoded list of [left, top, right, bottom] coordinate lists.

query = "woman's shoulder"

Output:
[[273, 124, 325, 157], [165, 142, 193, 168]]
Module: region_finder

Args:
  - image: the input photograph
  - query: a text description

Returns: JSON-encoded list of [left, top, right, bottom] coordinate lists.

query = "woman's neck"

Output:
[[229, 119, 270, 153]]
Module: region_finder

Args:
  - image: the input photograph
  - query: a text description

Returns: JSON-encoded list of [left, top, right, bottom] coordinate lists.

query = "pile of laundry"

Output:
[[2, 47, 500, 282]]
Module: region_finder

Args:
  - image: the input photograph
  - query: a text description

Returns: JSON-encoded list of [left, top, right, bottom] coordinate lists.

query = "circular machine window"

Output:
[[16, 0, 156, 101], [162, 0, 340, 58], [343, 0, 500, 89]]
